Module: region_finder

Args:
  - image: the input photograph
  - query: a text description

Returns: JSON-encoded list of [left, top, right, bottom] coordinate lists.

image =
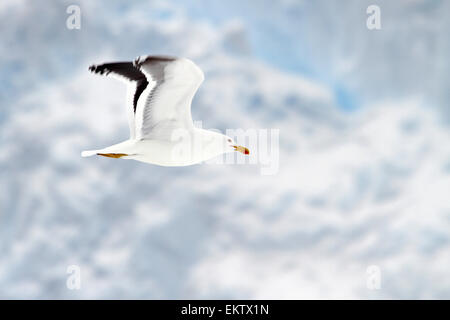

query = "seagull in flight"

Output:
[[81, 55, 249, 166]]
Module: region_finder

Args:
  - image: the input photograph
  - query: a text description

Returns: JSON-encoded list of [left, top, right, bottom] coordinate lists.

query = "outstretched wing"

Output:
[[133, 56, 204, 140], [88, 62, 148, 139]]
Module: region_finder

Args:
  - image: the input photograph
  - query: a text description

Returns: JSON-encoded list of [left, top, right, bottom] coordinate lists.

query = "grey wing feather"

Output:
[[133, 56, 204, 140]]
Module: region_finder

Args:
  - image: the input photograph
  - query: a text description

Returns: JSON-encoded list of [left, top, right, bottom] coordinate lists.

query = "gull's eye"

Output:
[[227, 139, 232, 143]]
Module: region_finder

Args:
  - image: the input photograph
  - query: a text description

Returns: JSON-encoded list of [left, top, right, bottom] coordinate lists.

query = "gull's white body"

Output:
[[82, 128, 233, 166], [82, 56, 248, 166]]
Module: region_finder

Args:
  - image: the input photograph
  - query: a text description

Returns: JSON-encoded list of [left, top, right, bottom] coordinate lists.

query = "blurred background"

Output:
[[0, 0, 449, 299]]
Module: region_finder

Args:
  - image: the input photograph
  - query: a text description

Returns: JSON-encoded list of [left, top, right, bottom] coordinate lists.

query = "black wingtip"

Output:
[[88, 64, 110, 75]]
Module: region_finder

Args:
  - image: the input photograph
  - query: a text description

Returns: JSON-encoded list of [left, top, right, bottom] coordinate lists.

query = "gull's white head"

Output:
[[198, 130, 250, 160]]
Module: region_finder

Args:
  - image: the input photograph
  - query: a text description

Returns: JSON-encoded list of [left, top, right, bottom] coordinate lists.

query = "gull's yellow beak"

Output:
[[233, 145, 250, 155]]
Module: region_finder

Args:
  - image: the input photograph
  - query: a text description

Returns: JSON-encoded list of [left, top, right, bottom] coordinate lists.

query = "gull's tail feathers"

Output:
[[81, 140, 135, 158], [81, 150, 98, 157]]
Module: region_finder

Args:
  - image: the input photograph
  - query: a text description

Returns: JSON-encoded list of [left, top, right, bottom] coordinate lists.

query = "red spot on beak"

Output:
[[233, 145, 250, 155]]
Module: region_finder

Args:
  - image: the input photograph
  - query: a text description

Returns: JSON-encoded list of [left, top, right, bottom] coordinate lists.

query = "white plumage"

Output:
[[81, 55, 249, 166]]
